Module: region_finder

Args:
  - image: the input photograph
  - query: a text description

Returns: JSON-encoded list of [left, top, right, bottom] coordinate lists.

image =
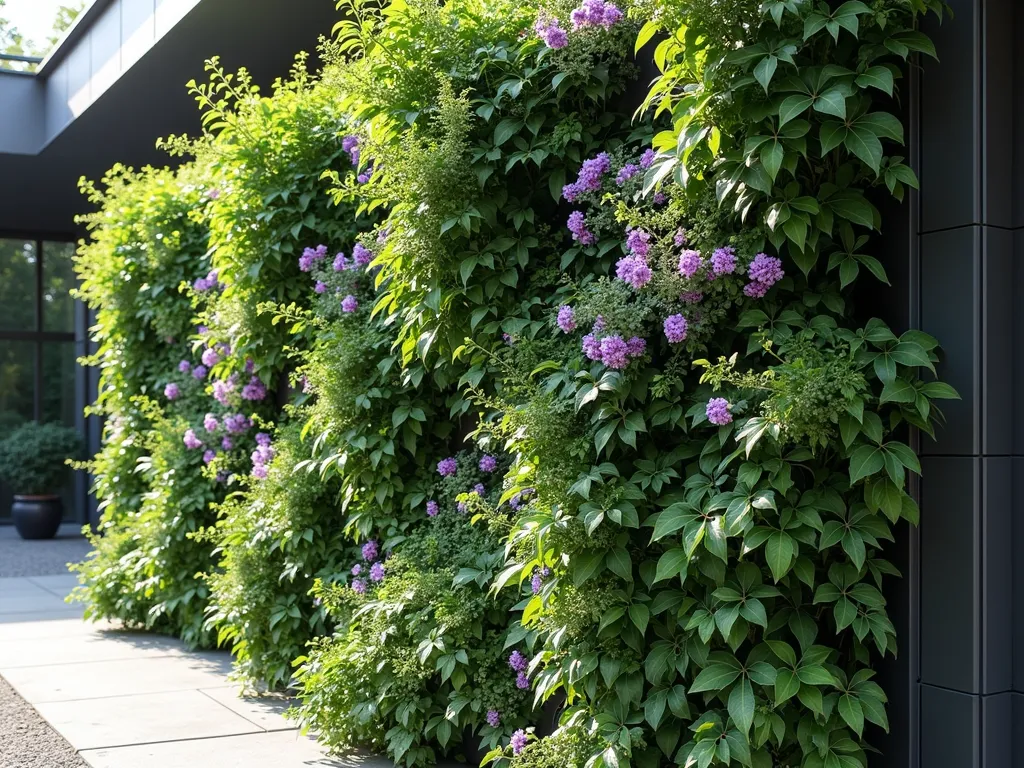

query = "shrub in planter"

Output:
[[0, 422, 81, 539]]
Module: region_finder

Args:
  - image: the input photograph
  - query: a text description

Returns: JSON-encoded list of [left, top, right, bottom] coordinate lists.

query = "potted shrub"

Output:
[[0, 422, 82, 540]]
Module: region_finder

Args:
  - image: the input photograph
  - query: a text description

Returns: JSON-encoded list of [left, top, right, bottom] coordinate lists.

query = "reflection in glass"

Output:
[[43, 241, 77, 332], [0, 340, 35, 432], [0, 239, 37, 331], [42, 342, 77, 427]]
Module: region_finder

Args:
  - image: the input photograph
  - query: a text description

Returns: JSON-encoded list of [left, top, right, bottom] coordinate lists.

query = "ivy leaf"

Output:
[[813, 88, 847, 119], [766, 531, 795, 581], [689, 661, 742, 693], [848, 445, 884, 484], [493, 118, 524, 147], [775, 669, 801, 705], [754, 56, 778, 92], [879, 379, 915, 404], [654, 548, 689, 583], [779, 95, 814, 126], [856, 66, 894, 95], [844, 127, 883, 174]]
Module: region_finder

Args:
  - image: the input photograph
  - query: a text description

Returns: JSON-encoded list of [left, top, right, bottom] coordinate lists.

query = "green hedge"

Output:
[[74, 1, 955, 767]]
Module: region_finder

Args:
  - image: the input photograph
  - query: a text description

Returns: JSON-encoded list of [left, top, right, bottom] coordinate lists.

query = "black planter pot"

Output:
[[12, 495, 63, 540]]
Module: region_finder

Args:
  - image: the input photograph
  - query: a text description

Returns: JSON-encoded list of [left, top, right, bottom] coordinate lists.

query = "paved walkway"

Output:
[[0, 571, 392, 767]]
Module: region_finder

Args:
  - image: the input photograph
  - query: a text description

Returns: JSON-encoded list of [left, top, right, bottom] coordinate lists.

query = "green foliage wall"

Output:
[[73, 1, 957, 767]]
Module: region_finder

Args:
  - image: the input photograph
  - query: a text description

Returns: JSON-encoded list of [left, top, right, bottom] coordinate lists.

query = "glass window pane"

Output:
[[0, 239, 37, 331], [42, 341, 77, 427], [0, 340, 35, 431], [43, 241, 77, 332]]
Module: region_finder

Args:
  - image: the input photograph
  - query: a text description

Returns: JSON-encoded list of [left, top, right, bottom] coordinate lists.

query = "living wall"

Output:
[[74, 0, 956, 767]]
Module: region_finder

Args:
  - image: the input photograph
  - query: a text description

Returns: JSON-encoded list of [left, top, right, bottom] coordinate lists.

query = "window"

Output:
[[0, 238, 84, 522]]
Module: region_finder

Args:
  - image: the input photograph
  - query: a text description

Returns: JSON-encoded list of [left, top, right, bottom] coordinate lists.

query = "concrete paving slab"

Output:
[[77, 730, 383, 768], [0, 577, 55, 596], [0, 616, 109, 640], [28, 574, 80, 596], [3, 652, 235, 702], [0, 592, 76, 614], [0, 629, 189, 669], [35, 689, 266, 751], [198, 687, 296, 732], [0, 608, 84, 624]]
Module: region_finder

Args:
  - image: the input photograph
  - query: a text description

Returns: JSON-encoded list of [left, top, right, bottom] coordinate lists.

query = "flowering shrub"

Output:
[[73, 1, 957, 767]]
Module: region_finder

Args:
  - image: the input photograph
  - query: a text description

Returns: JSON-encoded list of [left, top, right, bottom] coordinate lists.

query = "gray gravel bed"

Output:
[[0, 524, 92, 578], [0, 675, 87, 768]]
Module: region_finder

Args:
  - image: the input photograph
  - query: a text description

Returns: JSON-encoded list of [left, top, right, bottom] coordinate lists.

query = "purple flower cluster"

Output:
[[192, 365, 208, 380], [221, 436, 234, 450], [640, 149, 656, 169], [664, 314, 688, 344], [213, 377, 236, 407], [562, 153, 611, 201], [332, 252, 349, 271], [509, 650, 530, 689], [369, 562, 385, 582], [437, 457, 458, 477], [744, 253, 784, 298], [486, 710, 501, 728], [615, 163, 639, 185], [681, 291, 704, 304], [509, 488, 535, 510], [299, 244, 328, 272], [511, 730, 528, 756], [241, 376, 267, 401], [341, 295, 358, 313], [479, 455, 497, 473], [362, 540, 379, 562], [352, 243, 372, 267], [183, 429, 203, 450], [201, 347, 221, 367], [314, 281, 327, 294], [674, 228, 688, 247], [570, 0, 623, 28], [678, 249, 703, 278], [203, 413, 219, 432], [203, 449, 217, 465], [164, 383, 180, 401], [193, 270, 220, 293], [615, 255, 652, 290], [534, 12, 567, 48], [178, 359, 192, 374], [626, 229, 651, 258], [356, 165, 374, 185], [710, 246, 737, 277], [351, 579, 366, 595], [706, 397, 733, 426], [426, 500, 439, 517], [223, 413, 251, 435], [342, 135, 360, 166], [531, 567, 551, 595], [251, 435, 274, 479], [581, 319, 647, 369], [566, 211, 595, 245], [557, 305, 576, 333]]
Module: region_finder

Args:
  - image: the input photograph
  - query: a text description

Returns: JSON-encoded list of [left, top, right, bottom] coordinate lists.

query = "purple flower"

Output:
[[557, 305, 576, 333], [164, 383, 180, 401], [221, 436, 234, 450], [511, 729, 528, 755], [593, 316, 606, 333], [241, 376, 267, 401], [457, 501, 468, 513], [437, 457, 458, 477], [615, 163, 639, 185], [640, 149, 656, 169], [626, 229, 651, 258], [201, 347, 220, 367], [681, 291, 704, 304], [351, 564, 362, 576], [333, 252, 349, 271], [582, 333, 603, 361], [664, 314, 688, 343], [351, 579, 366, 595], [615, 255, 652, 290], [299, 245, 328, 272], [710, 246, 737, 276], [535, 13, 568, 48], [626, 336, 646, 357], [486, 710, 501, 728], [213, 378, 235, 407], [566, 211, 596, 245], [314, 281, 327, 294], [509, 488, 535, 510], [352, 243, 372, 267], [369, 562, 385, 582], [342, 135, 359, 165], [599, 335, 630, 369], [203, 449, 217, 465], [256, 432, 272, 447], [178, 360, 192, 374], [674, 228, 688, 247], [252, 464, 268, 480], [244, 358, 254, 373], [341, 295, 358, 313], [357, 170, 372, 184], [362, 540, 379, 562], [427, 500, 439, 517], [570, 0, 623, 28], [473, 483, 486, 495], [193, 277, 211, 292], [207, 188, 220, 200], [191, 363, 207, 380], [503, 333, 515, 346], [515, 672, 530, 690], [479, 455, 498, 473], [706, 397, 733, 426], [508, 650, 528, 672], [653, 191, 667, 204], [563, 153, 611, 201], [678, 249, 703, 278], [745, 252, 784, 298], [224, 413, 251, 434], [531, 567, 551, 595], [197, 325, 209, 335], [183, 429, 202, 450], [203, 413, 219, 433]]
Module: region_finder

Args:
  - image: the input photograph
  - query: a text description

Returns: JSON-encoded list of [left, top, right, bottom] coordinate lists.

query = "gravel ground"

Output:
[[0, 524, 92, 578], [0, 676, 88, 768]]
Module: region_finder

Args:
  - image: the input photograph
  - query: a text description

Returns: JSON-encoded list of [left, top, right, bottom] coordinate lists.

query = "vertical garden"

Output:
[[71, 1, 955, 767]]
